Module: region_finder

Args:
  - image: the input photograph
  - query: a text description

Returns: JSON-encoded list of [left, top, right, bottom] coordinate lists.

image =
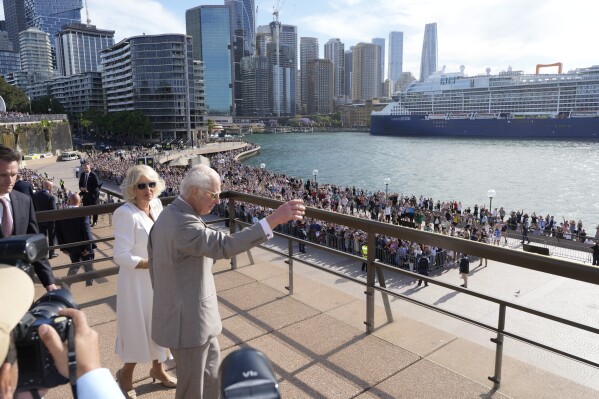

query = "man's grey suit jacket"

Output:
[[148, 196, 268, 349]]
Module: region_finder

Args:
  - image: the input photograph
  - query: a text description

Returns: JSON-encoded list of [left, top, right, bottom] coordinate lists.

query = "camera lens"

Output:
[[29, 289, 77, 319]]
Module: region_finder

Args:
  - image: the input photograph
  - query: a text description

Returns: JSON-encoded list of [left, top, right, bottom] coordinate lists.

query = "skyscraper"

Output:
[[280, 24, 297, 114], [19, 27, 53, 83], [255, 25, 271, 56], [224, 0, 255, 55], [388, 31, 403, 83], [371, 37, 385, 83], [3, 0, 27, 52], [300, 37, 318, 113], [267, 22, 296, 116], [101, 34, 197, 138], [24, 0, 82, 38], [344, 47, 352, 103], [55, 23, 114, 76], [352, 42, 381, 102], [420, 22, 438, 82], [324, 38, 344, 101], [24, 0, 83, 67], [241, 55, 270, 116], [226, 0, 256, 117], [186, 6, 234, 116], [306, 59, 333, 115], [0, 29, 20, 76]]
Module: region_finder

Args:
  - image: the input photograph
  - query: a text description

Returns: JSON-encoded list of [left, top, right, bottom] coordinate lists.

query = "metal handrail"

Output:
[[35, 190, 599, 390], [221, 190, 599, 389]]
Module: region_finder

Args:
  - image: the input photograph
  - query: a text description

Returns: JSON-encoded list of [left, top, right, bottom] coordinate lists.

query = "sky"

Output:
[[2, 0, 598, 77]]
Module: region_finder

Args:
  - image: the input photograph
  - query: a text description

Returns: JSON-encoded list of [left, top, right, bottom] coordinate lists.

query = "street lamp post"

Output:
[[260, 163, 265, 172], [384, 178, 391, 202], [312, 169, 318, 186], [487, 189, 496, 212]]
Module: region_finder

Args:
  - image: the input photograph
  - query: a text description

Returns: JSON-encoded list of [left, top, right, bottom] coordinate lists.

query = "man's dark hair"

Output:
[[0, 145, 20, 163]]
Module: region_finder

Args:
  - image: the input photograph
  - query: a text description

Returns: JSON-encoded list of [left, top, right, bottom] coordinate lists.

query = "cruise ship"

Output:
[[370, 64, 599, 139]]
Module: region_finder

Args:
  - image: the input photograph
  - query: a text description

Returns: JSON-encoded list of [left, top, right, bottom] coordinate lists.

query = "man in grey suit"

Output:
[[148, 164, 305, 399]]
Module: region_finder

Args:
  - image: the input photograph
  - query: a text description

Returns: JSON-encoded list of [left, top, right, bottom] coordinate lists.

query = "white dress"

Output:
[[114, 199, 169, 363]]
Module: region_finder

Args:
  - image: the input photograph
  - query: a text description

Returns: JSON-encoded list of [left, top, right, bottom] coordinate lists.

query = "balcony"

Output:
[[36, 192, 599, 398]]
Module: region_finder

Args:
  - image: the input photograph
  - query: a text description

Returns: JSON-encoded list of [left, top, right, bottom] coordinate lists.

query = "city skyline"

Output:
[[1, 0, 596, 77]]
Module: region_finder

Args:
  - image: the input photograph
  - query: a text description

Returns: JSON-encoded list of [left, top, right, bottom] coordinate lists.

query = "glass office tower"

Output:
[[24, 0, 82, 38], [388, 31, 403, 83], [3, 0, 27, 52], [186, 6, 234, 116], [420, 23, 438, 82], [224, 0, 255, 55], [55, 23, 114, 76], [371, 37, 385, 83], [324, 38, 345, 100]]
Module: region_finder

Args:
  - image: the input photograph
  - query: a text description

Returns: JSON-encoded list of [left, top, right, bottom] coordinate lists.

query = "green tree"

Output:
[[80, 115, 92, 131], [125, 110, 153, 139], [0, 77, 29, 112], [31, 96, 65, 114], [207, 119, 215, 134], [81, 108, 106, 135]]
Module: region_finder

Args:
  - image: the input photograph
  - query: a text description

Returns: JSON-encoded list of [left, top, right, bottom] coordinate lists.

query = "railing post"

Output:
[[489, 303, 506, 389], [375, 263, 394, 323], [286, 237, 294, 295], [228, 199, 237, 270], [365, 232, 375, 333], [107, 194, 113, 226]]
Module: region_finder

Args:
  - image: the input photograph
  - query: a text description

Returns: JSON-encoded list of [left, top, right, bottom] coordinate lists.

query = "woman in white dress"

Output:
[[113, 165, 176, 398]]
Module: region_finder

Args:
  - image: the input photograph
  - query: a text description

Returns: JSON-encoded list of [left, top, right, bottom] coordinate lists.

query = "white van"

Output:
[[61, 151, 79, 161]]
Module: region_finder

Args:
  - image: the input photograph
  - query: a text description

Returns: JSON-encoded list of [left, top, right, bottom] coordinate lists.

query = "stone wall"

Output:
[[0, 119, 72, 156]]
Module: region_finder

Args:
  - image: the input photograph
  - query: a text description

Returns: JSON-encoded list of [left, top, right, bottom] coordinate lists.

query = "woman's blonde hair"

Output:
[[120, 164, 166, 202]]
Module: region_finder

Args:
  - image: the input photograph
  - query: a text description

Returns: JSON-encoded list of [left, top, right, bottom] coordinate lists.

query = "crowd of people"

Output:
[[70, 144, 591, 274], [9, 141, 598, 276]]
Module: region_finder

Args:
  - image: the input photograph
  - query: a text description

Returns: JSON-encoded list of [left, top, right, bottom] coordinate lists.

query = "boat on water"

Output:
[[370, 64, 599, 138]]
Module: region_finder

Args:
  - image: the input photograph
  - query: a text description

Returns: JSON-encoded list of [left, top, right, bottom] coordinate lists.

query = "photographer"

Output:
[[0, 264, 124, 399]]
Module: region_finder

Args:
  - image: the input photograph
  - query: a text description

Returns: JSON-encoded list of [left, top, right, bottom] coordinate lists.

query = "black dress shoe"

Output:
[[91, 222, 97, 227], [49, 253, 59, 259]]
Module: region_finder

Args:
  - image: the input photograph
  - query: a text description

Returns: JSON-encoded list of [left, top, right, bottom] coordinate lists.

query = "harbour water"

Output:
[[242, 132, 599, 229]]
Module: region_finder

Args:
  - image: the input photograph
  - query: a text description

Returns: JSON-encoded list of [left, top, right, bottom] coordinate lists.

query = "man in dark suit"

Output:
[[13, 173, 33, 197], [56, 193, 95, 286], [79, 163, 100, 226], [0, 145, 57, 291], [33, 180, 58, 258]]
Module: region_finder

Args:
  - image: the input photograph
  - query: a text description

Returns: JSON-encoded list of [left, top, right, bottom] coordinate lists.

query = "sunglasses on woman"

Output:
[[137, 182, 157, 190]]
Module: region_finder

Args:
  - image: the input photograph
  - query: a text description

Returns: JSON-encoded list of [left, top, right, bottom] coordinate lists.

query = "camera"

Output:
[[0, 234, 48, 277], [0, 234, 78, 391], [15, 289, 78, 390], [219, 347, 280, 399]]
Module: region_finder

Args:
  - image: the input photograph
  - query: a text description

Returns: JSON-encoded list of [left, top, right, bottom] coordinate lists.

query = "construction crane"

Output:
[[84, 0, 91, 26]]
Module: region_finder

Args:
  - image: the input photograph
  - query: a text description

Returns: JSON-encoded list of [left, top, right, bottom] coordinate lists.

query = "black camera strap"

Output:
[[68, 323, 78, 399]]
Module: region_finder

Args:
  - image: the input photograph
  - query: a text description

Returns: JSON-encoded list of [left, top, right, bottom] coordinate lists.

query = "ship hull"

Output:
[[370, 115, 599, 139]]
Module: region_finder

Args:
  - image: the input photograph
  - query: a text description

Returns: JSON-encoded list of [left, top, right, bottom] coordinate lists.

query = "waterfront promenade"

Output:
[[26, 154, 599, 398]]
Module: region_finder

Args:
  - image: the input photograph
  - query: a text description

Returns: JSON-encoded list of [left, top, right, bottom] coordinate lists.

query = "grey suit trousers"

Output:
[[171, 337, 221, 399]]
